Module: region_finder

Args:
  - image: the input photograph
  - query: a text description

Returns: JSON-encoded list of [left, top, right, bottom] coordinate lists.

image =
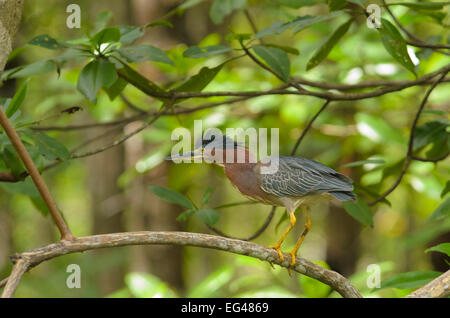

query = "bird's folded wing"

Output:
[[260, 156, 353, 197]]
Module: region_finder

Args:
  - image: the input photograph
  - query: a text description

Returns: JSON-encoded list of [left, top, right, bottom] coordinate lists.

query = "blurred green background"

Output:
[[0, 0, 449, 298]]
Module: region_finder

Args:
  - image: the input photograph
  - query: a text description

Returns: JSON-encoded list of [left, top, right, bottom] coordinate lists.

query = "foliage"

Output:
[[1, 0, 449, 298]]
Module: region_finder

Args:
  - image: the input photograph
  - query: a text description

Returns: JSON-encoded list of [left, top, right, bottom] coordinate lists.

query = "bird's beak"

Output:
[[165, 148, 203, 161]]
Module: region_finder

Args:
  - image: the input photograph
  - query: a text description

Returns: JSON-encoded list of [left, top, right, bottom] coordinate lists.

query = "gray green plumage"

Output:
[[260, 156, 355, 201]]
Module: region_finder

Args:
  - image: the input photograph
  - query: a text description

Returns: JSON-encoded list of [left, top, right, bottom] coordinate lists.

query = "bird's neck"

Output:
[[222, 147, 261, 198], [221, 146, 256, 168]]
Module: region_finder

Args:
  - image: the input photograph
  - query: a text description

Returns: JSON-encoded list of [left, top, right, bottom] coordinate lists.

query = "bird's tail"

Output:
[[330, 191, 356, 201]]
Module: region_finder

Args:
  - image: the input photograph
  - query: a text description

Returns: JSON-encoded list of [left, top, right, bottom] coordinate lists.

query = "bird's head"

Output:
[[166, 131, 253, 165]]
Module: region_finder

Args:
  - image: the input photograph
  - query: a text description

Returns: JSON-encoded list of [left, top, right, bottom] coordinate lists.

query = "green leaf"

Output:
[[328, 0, 348, 11], [30, 196, 50, 216], [355, 113, 406, 144], [276, 0, 317, 8], [175, 64, 223, 92], [252, 45, 290, 81], [209, 0, 247, 24], [118, 25, 144, 44], [183, 45, 232, 58], [34, 132, 70, 161], [6, 78, 29, 118], [379, 271, 441, 290], [264, 43, 300, 55], [2, 59, 59, 80], [347, 0, 365, 7], [201, 187, 213, 207], [357, 185, 391, 207], [149, 185, 193, 209], [441, 181, 450, 198], [226, 32, 252, 43], [428, 197, 450, 221], [196, 208, 220, 226], [179, 0, 206, 10], [1, 146, 24, 178], [90, 27, 121, 47], [29, 34, 62, 50], [176, 209, 196, 222], [187, 265, 234, 297], [118, 45, 173, 65], [255, 11, 343, 39], [413, 120, 448, 151], [145, 20, 173, 28], [0, 177, 39, 196], [306, 18, 352, 70], [425, 243, 450, 257], [116, 61, 167, 100], [340, 159, 385, 169], [378, 18, 416, 75], [386, 2, 448, 11], [77, 59, 118, 102], [103, 77, 128, 101], [342, 196, 373, 226]]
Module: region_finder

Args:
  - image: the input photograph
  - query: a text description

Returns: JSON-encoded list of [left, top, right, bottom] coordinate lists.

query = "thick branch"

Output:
[[1, 231, 362, 298], [406, 270, 450, 298]]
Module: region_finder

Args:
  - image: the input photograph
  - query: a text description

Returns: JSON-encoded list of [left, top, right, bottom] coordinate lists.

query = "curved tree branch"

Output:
[[0, 231, 362, 298], [405, 269, 450, 298]]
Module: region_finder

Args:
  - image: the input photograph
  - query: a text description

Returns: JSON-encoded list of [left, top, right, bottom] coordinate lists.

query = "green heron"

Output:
[[167, 133, 355, 266]]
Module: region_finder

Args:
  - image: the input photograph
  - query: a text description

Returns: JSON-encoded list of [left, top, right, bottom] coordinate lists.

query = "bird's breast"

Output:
[[224, 162, 281, 206]]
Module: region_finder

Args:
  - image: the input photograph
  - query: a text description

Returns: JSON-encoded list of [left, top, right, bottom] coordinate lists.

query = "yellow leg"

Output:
[[288, 206, 311, 266], [269, 210, 296, 263]]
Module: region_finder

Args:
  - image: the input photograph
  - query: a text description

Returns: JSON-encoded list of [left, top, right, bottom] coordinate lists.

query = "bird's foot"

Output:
[[268, 244, 284, 263], [288, 250, 297, 267]]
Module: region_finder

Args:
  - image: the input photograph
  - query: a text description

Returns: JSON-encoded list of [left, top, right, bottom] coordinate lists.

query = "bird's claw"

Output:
[[268, 244, 284, 263], [288, 251, 297, 267]]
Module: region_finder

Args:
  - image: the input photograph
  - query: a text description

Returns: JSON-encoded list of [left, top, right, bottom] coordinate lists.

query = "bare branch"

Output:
[[369, 71, 448, 206], [1, 258, 29, 298], [0, 108, 74, 240], [207, 206, 276, 241], [406, 270, 450, 298], [291, 100, 331, 156], [1, 231, 362, 298]]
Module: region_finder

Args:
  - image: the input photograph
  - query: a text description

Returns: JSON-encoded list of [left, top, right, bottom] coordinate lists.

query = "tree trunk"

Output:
[[0, 0, 24, 75]]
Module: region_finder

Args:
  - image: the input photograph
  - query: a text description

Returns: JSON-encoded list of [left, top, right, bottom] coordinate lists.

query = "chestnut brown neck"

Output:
[[222, 147, 266, 200]]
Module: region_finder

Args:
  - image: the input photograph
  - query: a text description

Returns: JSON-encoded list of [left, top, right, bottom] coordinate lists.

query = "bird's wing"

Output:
[[260, 156, 354, 198]]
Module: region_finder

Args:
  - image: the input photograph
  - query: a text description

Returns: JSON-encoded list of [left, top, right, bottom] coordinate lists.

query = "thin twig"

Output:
[[410, 153, 449, 162], [0, 108, 74, 240], [120, 94, 147, 113], [382, 0, 450, 55], [369, 71, 448, 206], [291, 100, 331, 156]]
